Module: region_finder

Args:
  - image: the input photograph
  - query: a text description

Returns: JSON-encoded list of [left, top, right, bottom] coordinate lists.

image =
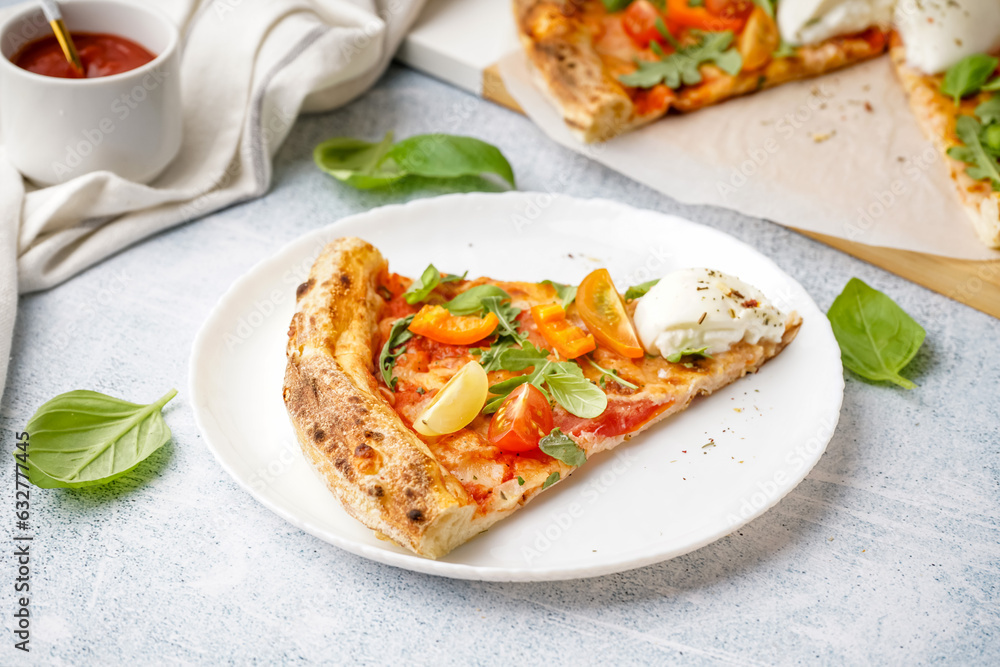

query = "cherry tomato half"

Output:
[[622, 0, 668, 48], [408, 305, 498, 345], [488, 384, 553, 453], [576, 268, 644, 359], [705, 0, 754, 21]]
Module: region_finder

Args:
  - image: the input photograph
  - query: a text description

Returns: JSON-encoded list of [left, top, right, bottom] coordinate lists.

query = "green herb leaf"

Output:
[[21, 389, 176, 488], [379, 315, 415, 388], [976, 97, 1000, 126], [947, 115, 1000, 190], [402, 264, 467, 304], [620, 30, 742, 89], [542, 471, 561, 489], [539, 428, 587, 467], [826, 278, 926, 389], [481, 296, 523, 339], [546, 370, 608, 418], [941, 54, 1000, 105], [313, 132, 401, 189], [314, 132, 515, 190], [665, 346, 712, 363], [983, 78, 1000, 92], [443, 285, 512, 316], [541, 280, 578, 308], [600, 0, 633, 10], [625, 279, 660, 300], [585, 357, 639, 390], [490, 340, 551, 372], [517, 476, 525, 486]]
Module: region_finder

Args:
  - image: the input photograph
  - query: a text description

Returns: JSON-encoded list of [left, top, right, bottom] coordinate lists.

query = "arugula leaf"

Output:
[[541, 280, 577, 308], [476, 338, 519, 372], [772, 38, 797, 59], [983, 79, 1000, 92], [517, 476, 525, 486], [665, 346, 712, 363], [483, 341, 607, 418], [481, 296, 523, 339], [625, 279, 659, 300], [619, 29, 742, 89], [542, 471, 561, 489], [539, 428, 587, 467], [826, 278, 926, 389], [941, 54, 1000, 105], [585, 357, 639, 390], [22, 389, 176, 488], [444, 285, 511, 315], [601, 0, 633, 10], [314, 132, 515, 190], [976, 97, 1000, 126], [947, 115, 1000, 191], [379, 315, 415, 388]]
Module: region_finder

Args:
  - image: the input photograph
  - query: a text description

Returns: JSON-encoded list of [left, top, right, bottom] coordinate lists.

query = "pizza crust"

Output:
[[890, 39, 1000, 249], [284, 238, 492, 558]]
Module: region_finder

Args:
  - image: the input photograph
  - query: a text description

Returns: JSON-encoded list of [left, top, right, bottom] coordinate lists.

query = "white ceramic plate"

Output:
[[190, 193, 843, 581]]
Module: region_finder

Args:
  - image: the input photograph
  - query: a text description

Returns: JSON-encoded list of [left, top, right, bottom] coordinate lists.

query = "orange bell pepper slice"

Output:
[[408, 305, 498, 345], [530, 303, 596, 359]]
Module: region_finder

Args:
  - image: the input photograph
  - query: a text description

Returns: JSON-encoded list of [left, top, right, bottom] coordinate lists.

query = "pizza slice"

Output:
[[283, 237, 801, 558], [513, 0, 889, 142], [889, 1, 1000, 248]]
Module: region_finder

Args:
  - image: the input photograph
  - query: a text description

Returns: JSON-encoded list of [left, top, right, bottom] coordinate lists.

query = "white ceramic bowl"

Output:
[[0, 0, 181, 185]]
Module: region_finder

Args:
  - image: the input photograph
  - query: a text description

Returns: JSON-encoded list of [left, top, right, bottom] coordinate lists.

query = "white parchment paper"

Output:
[[499, 50, 1000, 261]]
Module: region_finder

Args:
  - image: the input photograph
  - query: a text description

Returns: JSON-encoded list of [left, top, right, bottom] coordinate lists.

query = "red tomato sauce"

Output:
[[11, 32, 156, 79]]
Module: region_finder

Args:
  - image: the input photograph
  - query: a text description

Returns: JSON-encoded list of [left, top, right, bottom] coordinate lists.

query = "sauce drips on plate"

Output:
[[11, 32, 156, 79]]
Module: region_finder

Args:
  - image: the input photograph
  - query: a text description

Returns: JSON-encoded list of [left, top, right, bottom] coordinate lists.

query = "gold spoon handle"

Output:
[[38, 0, 84, 76]]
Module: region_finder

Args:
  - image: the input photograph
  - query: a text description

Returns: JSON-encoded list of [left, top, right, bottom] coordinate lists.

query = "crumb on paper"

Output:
[[812, 130, 836, 144], [734, 407, 742, 413]]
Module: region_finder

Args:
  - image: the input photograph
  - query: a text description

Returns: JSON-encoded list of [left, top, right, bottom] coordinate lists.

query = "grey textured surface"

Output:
[[2, 65, 999, 666]]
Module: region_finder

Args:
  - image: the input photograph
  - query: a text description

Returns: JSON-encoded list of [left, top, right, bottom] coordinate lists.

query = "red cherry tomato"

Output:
[[488, 384, 553, 453], [622, 0, 668, 47], [705, 0, 754, 21]]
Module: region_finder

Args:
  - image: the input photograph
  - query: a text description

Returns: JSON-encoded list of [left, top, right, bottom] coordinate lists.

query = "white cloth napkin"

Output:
[[0, 0, 425, 399]]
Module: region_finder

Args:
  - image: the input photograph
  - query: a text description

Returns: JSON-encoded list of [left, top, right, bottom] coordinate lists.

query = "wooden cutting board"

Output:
[[399, 1, 1000, 318]]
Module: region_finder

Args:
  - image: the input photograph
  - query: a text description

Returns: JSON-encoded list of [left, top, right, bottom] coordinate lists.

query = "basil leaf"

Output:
[[404, 264, 441, 304], [976, 97, 1000, 126], [665, 346, 712, 363], [947, 115, 1000, 190], [22, 389, 176, 488], [541, 280, 577, 308], [313, 132, 402, 189], [625, 279, 660, 300], [941, 54, 1000, 105], [441, 271, 467, 283], [314, 132, 515, 190], [379, 315, 414, 388], [826, 278, 926, 389], [542, 471, 561, 489], [386, 135, 515, 187], [620, 30, 742, 89], [539, 428, 587, 467], [585, 357, 638, 390], [546, 370, 608, 418], [444, 285, 511, 315]]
